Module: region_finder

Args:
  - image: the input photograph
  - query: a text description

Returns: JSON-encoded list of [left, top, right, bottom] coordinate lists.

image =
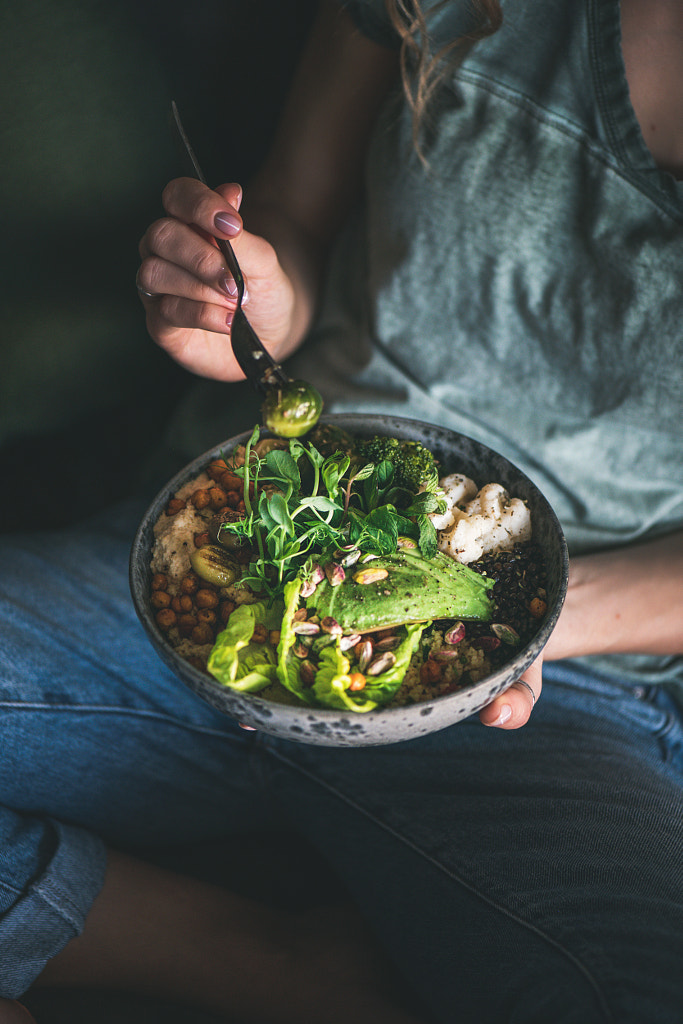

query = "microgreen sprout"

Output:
[[217, 432, 443, 599]]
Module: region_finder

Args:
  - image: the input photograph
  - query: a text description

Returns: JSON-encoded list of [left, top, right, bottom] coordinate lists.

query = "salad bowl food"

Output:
[[130, 414, 568, 746]]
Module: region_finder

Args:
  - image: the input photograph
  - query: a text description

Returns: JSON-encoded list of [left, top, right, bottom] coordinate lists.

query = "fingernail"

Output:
[[219, 272, 238, 296], [497, 704, 513, 725], [214, 212, 241, 237], [485, 704, 512, 728], [226, 310, 234, 327]]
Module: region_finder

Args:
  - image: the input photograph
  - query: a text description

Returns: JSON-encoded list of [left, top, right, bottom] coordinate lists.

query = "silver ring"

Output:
[[136, 283, 158, 299], [135, 268, 159, 299], [514, 679, 536, 707]]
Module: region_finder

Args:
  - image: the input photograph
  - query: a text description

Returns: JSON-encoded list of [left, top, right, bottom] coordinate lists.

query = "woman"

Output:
[[2, 1, 683, 1021]]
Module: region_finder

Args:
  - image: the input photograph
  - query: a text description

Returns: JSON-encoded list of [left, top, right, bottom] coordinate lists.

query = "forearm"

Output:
[[545, 531, 683, 662]]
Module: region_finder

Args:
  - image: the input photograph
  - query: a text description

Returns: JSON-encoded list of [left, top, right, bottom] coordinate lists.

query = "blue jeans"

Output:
[[2, 502, 683, 1022]]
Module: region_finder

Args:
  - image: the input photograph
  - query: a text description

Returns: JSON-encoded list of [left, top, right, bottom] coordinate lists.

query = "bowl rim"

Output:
[[130, 413, 569, 726]]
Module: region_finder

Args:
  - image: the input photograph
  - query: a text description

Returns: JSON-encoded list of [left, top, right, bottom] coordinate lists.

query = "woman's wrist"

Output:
[[544, 532, 683, 662]]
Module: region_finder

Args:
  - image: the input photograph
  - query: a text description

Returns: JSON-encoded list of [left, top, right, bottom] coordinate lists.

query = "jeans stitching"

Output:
[[266, 744, 614, 1023]]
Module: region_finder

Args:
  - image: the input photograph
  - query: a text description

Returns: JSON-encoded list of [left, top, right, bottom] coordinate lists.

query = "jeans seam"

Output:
[[0, 878, 79, 933], [266, 744, 614, 1023]]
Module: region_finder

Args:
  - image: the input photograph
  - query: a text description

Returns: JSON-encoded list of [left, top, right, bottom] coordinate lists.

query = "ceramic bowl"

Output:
[[130, 414, 568, 747]]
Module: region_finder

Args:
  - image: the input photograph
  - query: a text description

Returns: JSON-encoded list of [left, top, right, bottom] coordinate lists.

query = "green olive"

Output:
[[261, 379, 323, 438], [190, 545, 241, 588]]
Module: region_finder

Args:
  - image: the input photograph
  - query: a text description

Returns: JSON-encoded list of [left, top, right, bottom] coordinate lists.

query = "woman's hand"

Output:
[[137, 178, 299, 381], [479, 656, 543, 730]]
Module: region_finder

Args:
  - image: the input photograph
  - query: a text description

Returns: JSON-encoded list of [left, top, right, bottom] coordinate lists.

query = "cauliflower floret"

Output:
[[437, 481, 531, 564], [428, 473, 478, 530]]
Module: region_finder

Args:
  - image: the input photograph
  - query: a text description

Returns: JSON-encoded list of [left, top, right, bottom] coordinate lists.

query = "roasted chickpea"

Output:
[[156, 608, 177, 631], [191, 622, 215, 645], [191, 488, 211, 510], [197, 608, 217, 626], [151, 590, 171, 610], [172, 594, 194, 614], [220, 471, 243, 492], [194, 531, 210, 548], [179, 574, 199, 595], [177, 613, 198, 636], [195, 589, 219, 609], [166, 498, 186, 516], [151, 573, 168, 591], [209, 486, 228, 510], [207, 459, 229, 481]]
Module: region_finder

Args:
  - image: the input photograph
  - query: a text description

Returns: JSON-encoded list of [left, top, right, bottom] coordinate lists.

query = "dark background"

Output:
[[0, 0, 317, 531], [2, 4, 343, 1021]]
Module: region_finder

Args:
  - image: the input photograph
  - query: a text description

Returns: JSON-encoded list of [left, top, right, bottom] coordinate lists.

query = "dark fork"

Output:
[[170, 101, 291, 391]]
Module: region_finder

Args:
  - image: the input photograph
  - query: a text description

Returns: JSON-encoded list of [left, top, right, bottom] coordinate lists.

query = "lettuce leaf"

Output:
[[311, 645, 376, 712], [277, 579, 316, 704], [358, 621, 427, 706], [207, 600, 282, 692]]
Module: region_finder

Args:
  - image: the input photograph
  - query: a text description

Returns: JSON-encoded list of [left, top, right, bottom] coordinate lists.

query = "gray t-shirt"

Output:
[[288, 0, 683, 690]]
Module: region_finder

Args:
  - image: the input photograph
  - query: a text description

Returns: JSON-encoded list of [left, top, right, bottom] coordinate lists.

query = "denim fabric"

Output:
[[2, 503, 683, 1021]]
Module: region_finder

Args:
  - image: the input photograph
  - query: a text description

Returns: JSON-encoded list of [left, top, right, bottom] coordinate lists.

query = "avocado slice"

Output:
[[306, 549, 493, 633]]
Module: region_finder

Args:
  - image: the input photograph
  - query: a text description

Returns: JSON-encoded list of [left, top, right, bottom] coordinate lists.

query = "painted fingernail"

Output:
[[214, 212, 241, 237], [226, 310, 234, 327]]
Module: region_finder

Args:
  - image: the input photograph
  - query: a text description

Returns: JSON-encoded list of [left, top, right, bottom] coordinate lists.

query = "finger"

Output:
[[151, 293, 235, 342], [162, 177, 243, 239], [136, 255, 246, 309], [135, 265, 161, 302], [479, 657, 543, 730], [140, 218, 241, 291]]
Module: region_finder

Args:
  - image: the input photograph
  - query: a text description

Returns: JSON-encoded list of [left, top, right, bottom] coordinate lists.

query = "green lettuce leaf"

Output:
[[359, 621, 426, 706], [311, 621, 426, 712], [207, 600, 282, 692], [277, 579, 316, 704], [310, 645, 374, 711]]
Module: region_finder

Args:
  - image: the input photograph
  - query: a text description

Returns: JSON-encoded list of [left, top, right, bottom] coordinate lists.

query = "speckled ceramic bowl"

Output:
[[130, 414, 568, 747]]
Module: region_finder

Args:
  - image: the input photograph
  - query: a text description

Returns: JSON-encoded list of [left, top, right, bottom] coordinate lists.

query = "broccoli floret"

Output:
[[355, 436, 439, 492]]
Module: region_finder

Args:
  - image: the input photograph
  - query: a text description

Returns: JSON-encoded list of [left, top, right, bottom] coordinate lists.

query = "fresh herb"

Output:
[[217, 427, 445, 599]]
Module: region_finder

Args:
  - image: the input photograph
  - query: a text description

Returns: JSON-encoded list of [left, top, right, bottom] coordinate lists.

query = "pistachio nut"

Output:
[[324, 562, 346, 587], [490, 623, 521, 645], [366, 651, 397, 676], [339, 633, 362, 651], [292, 620, 321, 636], [299, 660, 317, 686], [444, 621, 466, 645], [352, 567, 389, 585]]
